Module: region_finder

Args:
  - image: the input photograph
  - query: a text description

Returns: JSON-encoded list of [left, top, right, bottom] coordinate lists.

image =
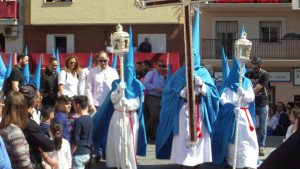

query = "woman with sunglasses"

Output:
[[58, 55, 81, 97]]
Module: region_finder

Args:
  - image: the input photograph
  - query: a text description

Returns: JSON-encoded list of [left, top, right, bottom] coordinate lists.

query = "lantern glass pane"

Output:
[[114, 41, 119, 50], [242, 47, 248, 57]]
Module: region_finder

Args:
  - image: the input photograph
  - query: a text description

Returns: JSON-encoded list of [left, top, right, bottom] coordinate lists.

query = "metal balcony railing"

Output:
[[202, 39, 300, 60]]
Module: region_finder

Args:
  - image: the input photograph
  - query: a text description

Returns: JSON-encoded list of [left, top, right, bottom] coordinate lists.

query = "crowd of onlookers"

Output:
[[1, 52, 299, 169], [0, 52, 165, 169], [265, 101, 300, 139]]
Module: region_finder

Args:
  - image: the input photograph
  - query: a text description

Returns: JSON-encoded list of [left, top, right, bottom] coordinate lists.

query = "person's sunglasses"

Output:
[[51, 64, 58, 67], [158, 65, 164, 68], [99, 60, 108, 63], [69, 62, 77, 65]]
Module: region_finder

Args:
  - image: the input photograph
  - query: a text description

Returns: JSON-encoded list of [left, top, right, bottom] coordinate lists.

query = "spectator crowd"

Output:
[[0, 52, 299, 169], [0, 52, 166, 169]]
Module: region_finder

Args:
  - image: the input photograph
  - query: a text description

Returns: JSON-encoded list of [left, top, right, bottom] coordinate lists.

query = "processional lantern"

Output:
[[234, 31, 252, 63], [111, 24, 130, 54]]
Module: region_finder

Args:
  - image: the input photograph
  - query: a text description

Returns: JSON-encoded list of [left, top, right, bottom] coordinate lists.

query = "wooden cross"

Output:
[[135, 0, 207, 144]]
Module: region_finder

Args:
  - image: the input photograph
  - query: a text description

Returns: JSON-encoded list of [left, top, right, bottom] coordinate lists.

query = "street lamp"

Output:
[[110, 23, 130, 167]]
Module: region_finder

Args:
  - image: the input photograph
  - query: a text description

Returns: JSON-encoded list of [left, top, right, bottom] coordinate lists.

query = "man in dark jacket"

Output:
[[2, 54, 28, 96], [20, 84, 55, 169], [40, 57, 59, 106]]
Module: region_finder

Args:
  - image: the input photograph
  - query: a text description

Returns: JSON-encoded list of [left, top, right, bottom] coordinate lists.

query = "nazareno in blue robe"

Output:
[[211, 56, 255, 165], [92, 26, 147, 157], [155, 65, 220, 159]]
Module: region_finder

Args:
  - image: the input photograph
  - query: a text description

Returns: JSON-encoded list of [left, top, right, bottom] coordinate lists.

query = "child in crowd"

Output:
[[43, 121, 72, 169], [40, 106, 55, 137]]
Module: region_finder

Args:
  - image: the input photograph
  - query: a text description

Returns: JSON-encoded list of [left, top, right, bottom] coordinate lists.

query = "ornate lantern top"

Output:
[[234, 31, 252, 63], [110, 24, 130, 54]]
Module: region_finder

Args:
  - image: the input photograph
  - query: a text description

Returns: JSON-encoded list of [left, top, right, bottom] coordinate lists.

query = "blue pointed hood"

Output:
[[56, 49, 61, 74], [4, 53, 12, 79], [111, 53, 118, 69], [24, 47, 30, 84], [238, 24, 245, 39], [87, 51, 93, 68], [25, 46, 28, 55], [30, 55, 42, 90], [222, 47, 230, 81], [193, 8, 201, 70], [0, 54, 7, 87], [52, 48, 56, 58], [124, 26, 137, 99]]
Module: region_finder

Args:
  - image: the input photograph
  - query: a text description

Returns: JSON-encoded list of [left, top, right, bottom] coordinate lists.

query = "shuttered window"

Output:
[[259, 21, 282, 42]]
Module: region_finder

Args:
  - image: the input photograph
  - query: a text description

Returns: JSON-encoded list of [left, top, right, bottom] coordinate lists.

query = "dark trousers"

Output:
[[145, 95, 162, 139]]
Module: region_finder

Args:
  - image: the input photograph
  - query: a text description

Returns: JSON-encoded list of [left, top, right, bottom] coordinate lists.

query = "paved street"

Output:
[[91, 136, 284, 169]]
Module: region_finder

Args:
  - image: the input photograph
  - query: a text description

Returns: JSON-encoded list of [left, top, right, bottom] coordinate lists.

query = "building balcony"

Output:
[[202, 39, 300, 60], [0, 1, 18, 25], [0, 1, 18, 19]]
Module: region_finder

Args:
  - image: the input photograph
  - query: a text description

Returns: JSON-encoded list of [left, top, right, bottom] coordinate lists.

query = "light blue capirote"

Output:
[[0, 55, 7, 88], [30, 55, 42, 90], [92, 26, 147, 156], [222, 46, 230, 81], [87, 51, 93, 68], [111, 53, 118, 69], [56, 48, 61, 74], [24, 46, 30, 84], [155, 9, 220, 159]]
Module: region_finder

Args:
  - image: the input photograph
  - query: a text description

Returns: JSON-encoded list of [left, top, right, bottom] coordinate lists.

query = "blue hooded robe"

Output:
[[155, 10, 220, 159], [212, 53, 255, 165], [92, 26, 147, 157]]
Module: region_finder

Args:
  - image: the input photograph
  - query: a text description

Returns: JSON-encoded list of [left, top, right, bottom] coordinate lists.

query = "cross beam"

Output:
[[135, 0, 206, 144]]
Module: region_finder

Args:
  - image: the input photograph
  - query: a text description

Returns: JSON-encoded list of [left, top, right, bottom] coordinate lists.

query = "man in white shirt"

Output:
[[77, 56, 98, 96], [86, 51, 119, 113]]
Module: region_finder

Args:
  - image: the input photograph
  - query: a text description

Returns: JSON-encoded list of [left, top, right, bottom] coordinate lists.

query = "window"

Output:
[[47, 34, 74, 54], [215, 21, 238, 59], [259, 21, 281, 42], [55, 37, 66, 53], [137, 34, 166, 53]]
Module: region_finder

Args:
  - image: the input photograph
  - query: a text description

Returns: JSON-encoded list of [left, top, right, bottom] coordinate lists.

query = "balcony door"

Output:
[[215, 21, 238, 59]]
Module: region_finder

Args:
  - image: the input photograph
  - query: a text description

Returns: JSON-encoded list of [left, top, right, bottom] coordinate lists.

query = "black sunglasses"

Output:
[[99, 60, 108, 63]]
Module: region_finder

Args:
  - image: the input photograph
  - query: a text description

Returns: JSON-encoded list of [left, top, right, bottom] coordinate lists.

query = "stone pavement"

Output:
[[91, 136, 284, 169]]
